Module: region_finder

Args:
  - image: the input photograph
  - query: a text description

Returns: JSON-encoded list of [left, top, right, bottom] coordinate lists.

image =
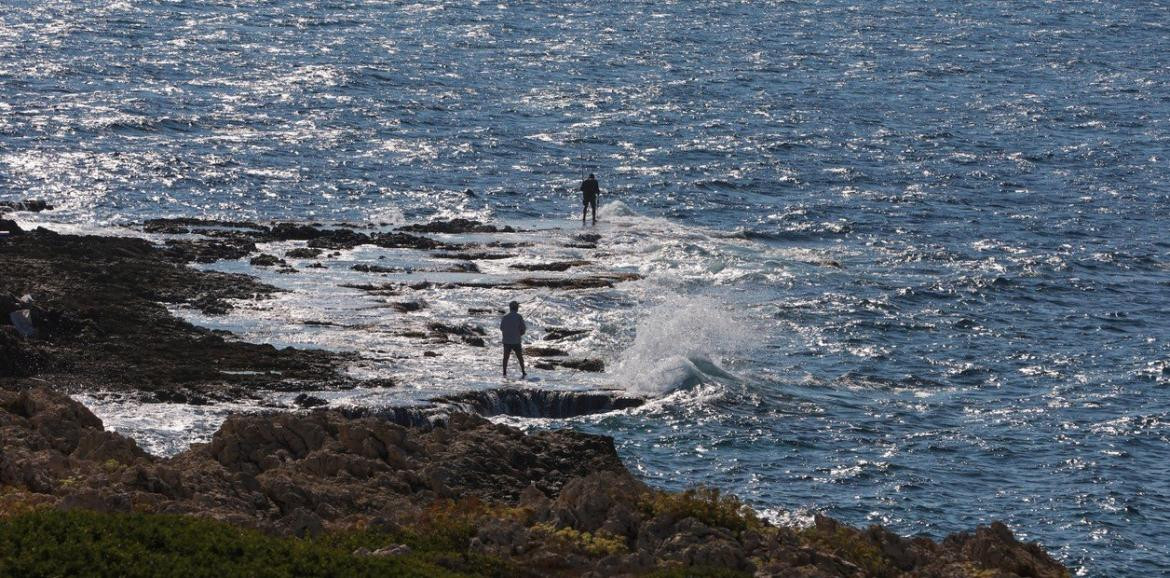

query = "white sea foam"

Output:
[[613, 296, 758, 396]]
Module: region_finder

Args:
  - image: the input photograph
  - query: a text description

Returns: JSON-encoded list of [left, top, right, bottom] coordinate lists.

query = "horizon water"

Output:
[[3, 1, 1170, 574]]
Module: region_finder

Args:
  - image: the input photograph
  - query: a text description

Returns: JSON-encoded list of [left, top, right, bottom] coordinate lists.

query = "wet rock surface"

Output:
[[0, 199, 54, 212], [432, 388, 643, 419], [398, 218, 516, 234], [0, 229, 352, 401], [0, 388, 1070, 577]]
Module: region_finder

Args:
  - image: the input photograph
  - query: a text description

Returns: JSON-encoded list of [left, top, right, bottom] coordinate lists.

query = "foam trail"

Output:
[[613, 296, 757, 396]]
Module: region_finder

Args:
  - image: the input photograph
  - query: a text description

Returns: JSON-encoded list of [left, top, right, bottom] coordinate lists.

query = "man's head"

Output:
[[508, 300, 520, 312], [588, 173, 595, 179]]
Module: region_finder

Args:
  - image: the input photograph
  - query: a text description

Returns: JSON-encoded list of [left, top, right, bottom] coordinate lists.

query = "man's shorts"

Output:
[[504, 343, 523, 355], [583, 195, 597, 209]]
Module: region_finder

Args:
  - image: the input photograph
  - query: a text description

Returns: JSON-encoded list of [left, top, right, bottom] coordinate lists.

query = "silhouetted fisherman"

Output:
[[500, 300, 527, 378], [580, 173, 600, 225]]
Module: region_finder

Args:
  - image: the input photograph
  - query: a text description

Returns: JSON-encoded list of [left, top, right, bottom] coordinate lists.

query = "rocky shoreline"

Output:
[[0, 210, 1068, 576]]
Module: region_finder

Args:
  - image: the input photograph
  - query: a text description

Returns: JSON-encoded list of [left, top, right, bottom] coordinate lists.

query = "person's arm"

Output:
[[520, 318, 526, 336]]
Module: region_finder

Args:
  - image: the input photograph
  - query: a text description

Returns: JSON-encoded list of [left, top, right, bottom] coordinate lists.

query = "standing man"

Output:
[[500, 300, 527, 378], [580, 173, 600, 225]]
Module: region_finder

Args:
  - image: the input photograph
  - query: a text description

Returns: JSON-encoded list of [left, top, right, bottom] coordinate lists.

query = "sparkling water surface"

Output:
[[4, 1, 1170, 574]]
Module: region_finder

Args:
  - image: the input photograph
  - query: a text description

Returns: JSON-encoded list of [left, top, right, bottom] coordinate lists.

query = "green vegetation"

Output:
[[799, 525, 897, 578], [530, 522, 629, 557], [0, 509, 504, 578], [641, 487, 763, 535], [638, 566, 753, 578]]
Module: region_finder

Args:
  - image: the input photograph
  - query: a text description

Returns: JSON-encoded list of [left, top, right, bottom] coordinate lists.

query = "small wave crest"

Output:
[[613, 296, 757, 396], [597, 200, 639, 218]]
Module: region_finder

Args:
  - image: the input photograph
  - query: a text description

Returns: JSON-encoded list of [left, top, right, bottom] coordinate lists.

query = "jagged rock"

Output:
[[351, 263, 403, 273], [510, 260, 590, 272], [525, 346, 568, 357], [293, 394, 328, 409], [0, 229, 350, 400], [162, 238, 257, 264], [432, 388, 642, 419], [517, 274, 641, 290], [369, 232, 444, 251], [1, 219, 23, 236], [249, 254, 285, 267], [536, 358, 606, 373], [543, 328, 590, 341], [0, 200, 54, 212], [391, 301, 426, 313], [398, 218, 515, 234], [285, 247, 323, 259], [0, 388, 1069, 577], [432, 251, 514, 261], [427, 322, 486, 339], [143, 218, 267, 234]]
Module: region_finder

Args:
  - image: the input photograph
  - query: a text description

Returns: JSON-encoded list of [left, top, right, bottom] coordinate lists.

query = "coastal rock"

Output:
[[0, 200, 54, 212], [535, 358, 606, 373], [162, 238, 257, 264], [0, 387, 1069, 577], [285, 247, 323, 259], [0, 229, 350, 400], [398, 218, 515, 234], [432, 388, 643, 419], [1, 219, 23, 236], [249, 253, 285, 267], [510, 260, 590, 272], [543, 328, 590, 341]]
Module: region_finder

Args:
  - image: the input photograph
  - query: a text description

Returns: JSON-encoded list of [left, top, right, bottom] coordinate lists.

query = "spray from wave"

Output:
[[613, 296, 759, 396]]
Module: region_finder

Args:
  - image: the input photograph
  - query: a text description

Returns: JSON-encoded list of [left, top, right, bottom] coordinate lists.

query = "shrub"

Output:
[[0, 509, 479, 578], [530, 522, 629, 557], [641, 487, 763, 535], [799, 525, 897, 578]]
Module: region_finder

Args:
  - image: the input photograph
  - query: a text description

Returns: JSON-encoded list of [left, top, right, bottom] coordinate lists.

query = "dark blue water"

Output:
[[4, 1, 1170, 574]]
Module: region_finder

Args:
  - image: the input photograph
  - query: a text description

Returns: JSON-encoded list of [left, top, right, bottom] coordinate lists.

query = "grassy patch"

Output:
[[0, 509, 496, 578], [639, 566, 753, 578], [530, 522, 629, 557]]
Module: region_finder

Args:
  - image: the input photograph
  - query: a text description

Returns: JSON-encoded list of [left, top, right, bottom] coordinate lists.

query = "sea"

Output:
[[3, 1, 1169, 574]]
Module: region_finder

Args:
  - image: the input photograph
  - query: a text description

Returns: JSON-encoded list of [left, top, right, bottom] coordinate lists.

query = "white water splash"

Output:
[[613, 296, 759, 396]]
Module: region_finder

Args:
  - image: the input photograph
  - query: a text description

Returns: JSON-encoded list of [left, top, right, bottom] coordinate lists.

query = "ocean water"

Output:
[[4, 1, 1170, 574]]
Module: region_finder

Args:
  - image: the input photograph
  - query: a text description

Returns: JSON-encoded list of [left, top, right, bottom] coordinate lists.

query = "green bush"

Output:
[[798, 525, 897, 578], [641, 487, 763, 535], [0, 510, 482, 578]]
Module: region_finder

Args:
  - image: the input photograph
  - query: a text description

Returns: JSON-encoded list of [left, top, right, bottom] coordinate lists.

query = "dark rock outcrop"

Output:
[[534, 358, 606, 373], [510, 260, 590, 272], [0, 230, 350, 400], [398, 218, 515, 234], [432, 388, 643, 419], [162, 238, 258, 264], [0, 199, 54, 212]]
